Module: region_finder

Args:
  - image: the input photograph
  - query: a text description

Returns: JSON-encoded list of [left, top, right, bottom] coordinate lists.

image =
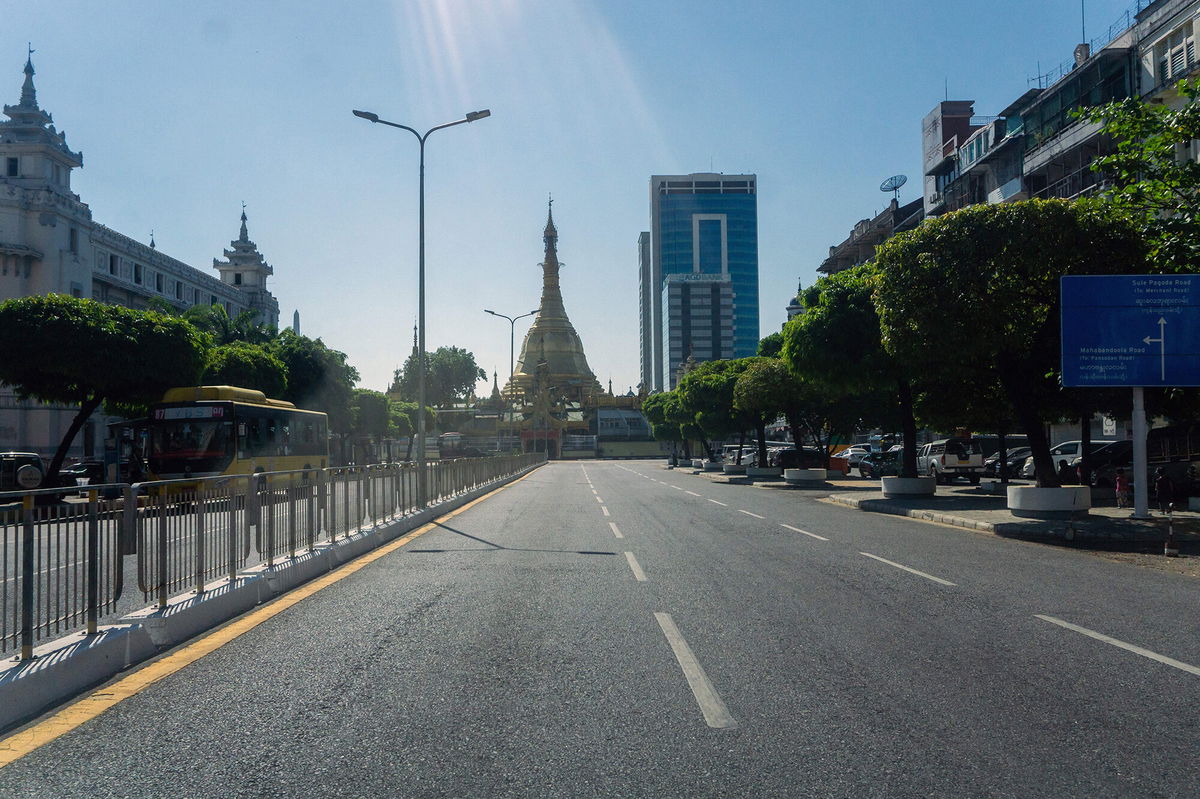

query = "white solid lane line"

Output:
[[609, 522, 623, 539], [685, 490, 701, 497], [708, 499, 728, 506], [738, 510, 764, 519], [780, 523, 829, 541], [654, 612, 738, 730], [1035, 615, 1200, 677], [625, 551, 647, 581], [601, 506, 610, 517], [859, 552, 956, 586]]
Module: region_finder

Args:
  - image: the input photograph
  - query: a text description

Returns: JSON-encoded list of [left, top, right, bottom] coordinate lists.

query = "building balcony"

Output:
[[987, 176, 1027, 204]]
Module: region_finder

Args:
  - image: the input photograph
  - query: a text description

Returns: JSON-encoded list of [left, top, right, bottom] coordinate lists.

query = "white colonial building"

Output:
[[0, 54, 281, 459]]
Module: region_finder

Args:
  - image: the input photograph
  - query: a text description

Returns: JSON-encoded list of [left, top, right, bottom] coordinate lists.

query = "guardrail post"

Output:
[[195, 487, 206, 595], [19, 495, 35, 660], [287, 480, 298, 559], [87, 490, 99, 635], [228, 481, 240, 584], [157, 493, 168, 610], [266, 481, 276, 568]]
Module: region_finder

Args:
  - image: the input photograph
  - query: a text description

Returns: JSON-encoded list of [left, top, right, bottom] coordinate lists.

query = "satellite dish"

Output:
[[880, 174, 908, 202]]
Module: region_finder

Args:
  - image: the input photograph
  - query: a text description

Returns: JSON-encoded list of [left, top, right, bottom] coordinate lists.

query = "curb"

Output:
[[824, 494, 1000, 533], [0, 463, 541, 733]]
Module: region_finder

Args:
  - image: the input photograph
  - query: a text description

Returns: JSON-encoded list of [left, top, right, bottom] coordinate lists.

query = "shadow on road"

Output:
[[406, 522, 617, 556]]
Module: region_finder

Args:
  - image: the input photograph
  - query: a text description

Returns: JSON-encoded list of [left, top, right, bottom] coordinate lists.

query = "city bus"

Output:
[[146, 386, 329, 480]]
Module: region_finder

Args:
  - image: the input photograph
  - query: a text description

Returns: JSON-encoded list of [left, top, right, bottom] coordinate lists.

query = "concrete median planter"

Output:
[[784, 468, 826, 486], [746, 466, 782, 479], [692, 459, 704, 469], [881, 476, 936, 498], [722, 463, 746, 475], [1007, 485, 1090, 518], [703, 461, 723, 472]]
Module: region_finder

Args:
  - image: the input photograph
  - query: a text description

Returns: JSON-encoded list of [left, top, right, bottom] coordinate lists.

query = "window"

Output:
[[109, 254, 118, 275], [233, 272, 242, 285], [194, 288, 201, 304], [210, 294, 217, 306], [68, 227, 78, 254], [155, 273, 163, 293], [5, 157, 16, 177], [175, 280, 183, 300], [133, 263, 143, 285]]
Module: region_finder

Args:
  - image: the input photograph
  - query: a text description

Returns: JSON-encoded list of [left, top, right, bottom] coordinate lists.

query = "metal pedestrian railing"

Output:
[[0, 453, 543, 659], [0, 485, 126, 660]]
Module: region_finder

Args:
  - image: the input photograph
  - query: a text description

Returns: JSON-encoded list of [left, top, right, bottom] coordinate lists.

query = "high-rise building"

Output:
[[641, 173, 758, 391]]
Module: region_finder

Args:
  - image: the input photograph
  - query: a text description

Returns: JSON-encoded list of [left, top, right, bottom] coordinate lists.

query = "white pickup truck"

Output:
[[917, 438, 985, 484]]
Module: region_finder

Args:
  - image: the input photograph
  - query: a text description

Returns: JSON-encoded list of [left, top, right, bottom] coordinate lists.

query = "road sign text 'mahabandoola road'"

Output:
[[1061, 274, 1200, 387]]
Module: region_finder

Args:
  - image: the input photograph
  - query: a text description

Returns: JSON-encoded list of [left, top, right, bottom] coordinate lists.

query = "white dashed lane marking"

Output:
[[738, 510, 764, 519], [860, 552, 956, 586], [1035, 615, 1200, 677], [780, 523, 828, 541]]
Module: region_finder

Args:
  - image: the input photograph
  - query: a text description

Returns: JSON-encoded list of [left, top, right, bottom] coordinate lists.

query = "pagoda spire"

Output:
[[20, 46, 36, 109], [239, 202, 249, 242]]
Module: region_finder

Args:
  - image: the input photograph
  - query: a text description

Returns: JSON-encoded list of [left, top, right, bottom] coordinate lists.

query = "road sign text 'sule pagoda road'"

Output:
[[1061, 274, 1200, 387]]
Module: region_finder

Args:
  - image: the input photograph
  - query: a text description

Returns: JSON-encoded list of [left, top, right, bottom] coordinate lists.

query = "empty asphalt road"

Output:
[[1, 460, 1197, 798]]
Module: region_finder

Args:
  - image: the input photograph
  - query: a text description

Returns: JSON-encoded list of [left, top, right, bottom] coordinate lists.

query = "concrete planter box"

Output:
[[881, 476, 937, 498], [746, 466, 782, 479], [703, 461, 723, 472], [722, 463, 746, 475], [1007, 485, 1090, 519], [692, 459, 704, 469], [1190, 496, 1200, 512], [784, 468, 826, 485]]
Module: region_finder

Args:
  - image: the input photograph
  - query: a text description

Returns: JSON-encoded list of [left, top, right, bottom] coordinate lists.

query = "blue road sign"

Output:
[[1061, 274, 1200, 387]]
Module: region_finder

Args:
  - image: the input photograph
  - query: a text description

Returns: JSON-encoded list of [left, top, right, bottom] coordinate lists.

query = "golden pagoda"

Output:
[[504, 201, 603, 404]]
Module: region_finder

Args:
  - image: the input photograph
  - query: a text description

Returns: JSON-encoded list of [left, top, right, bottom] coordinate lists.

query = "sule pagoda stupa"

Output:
[[501, 200, 605, 456]]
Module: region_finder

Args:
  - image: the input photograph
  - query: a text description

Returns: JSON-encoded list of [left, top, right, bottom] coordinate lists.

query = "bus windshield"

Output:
[[148, 419, 234, 476]]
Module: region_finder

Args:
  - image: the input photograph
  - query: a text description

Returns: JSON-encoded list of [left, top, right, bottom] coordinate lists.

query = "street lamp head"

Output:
[[466, 109, 491, 122], [352, 109, 380, 123], [530, 309, 539, 316], [484, 309, 497, 316]]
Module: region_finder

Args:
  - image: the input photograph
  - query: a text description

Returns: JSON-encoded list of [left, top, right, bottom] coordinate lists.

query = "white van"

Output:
[[1020, 440, 1116, 479]]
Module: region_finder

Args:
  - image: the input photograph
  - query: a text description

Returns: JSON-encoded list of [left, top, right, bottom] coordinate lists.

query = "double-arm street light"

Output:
[[484, 308, 539, 383], [353, 106, 491, 509], [484, 308, 536, 456]]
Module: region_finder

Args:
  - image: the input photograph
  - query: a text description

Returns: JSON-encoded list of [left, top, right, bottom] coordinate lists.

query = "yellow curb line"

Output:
[[0, 469, 536, 768]]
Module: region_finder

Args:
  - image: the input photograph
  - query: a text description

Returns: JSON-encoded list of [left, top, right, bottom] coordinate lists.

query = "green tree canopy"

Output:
[[677, 358, 758, 460], [182, 303, 275, 346], [269, 329, 359, 435], [393, 346, 487, 408], [873, 199, 1147, 486], [203, 341, 287, 397], [1081, 78, 1200, 272], [0, 294, 210, 480], [782, 264, 919, 476]]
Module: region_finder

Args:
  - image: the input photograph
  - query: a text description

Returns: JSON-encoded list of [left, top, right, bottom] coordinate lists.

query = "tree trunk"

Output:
[[755, 421, 768, 468], [1078, 414, 1093, 487], [1003, 380, 1057, 487], [997, 425, 1009, 486], [785, 412, 803, 452], [735, 430, 746, 465], [45, 393, 103, 488], [897, 379, 919, 478]]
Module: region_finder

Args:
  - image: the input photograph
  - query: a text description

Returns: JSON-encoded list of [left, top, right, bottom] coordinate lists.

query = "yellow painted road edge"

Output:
[[0, 469, 537, 767]]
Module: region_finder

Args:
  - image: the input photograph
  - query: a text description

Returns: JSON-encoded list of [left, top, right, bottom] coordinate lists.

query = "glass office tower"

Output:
[[641, 174, 758, 390]]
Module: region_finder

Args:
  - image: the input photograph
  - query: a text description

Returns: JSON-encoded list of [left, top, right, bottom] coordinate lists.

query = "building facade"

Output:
[[0, 55, 281, 459], [642, 173, 758, 392]]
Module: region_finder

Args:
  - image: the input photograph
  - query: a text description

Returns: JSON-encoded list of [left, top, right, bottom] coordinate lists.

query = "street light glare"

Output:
[[466, 109, 491, 122], [352, 109, 379, 122]]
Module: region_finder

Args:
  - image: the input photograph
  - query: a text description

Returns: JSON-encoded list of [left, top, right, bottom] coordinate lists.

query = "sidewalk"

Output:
[[678, 466, 1200, 576]]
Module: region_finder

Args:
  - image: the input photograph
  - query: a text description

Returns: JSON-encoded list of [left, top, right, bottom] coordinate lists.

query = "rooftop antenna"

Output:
[[880, 174, 908, 204], [1082, 0, 1086, 43]]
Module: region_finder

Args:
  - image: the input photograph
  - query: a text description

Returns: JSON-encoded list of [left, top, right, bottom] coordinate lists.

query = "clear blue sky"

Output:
[[3, 0, 1141, 395]]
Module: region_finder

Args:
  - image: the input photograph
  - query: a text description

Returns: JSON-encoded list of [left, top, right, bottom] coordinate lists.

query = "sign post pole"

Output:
[[1131, 386, 1149, 519]]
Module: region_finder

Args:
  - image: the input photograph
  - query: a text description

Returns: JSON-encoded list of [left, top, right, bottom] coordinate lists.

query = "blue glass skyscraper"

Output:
[[640, 174, 758, 390]]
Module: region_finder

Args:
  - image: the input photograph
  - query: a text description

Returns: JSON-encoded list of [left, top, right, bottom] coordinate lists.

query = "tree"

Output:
[[351, 389, 391, 463], [783, 264, 920, 477], [0, 295, 209, 483], [393, 346, 487, 408], [269, 330, 359, 455], [390, 401, 436, 461], [732, 358, 785, 467], [873, 199, 1147, 486], [182, 303, 275, 345], [677, 359, 757, 462], [756, 331, 785, 358], [642, 391, 702, 460], [203, 341, 287, 397], [1081, 78, 1200, 272]]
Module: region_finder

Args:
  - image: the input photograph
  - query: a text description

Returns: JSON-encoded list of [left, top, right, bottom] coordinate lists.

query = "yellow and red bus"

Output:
[[146, 386, 329, 480]]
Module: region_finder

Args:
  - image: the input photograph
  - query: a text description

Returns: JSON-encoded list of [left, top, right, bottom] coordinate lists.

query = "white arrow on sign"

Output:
[[1143, 316, 1167, 381]]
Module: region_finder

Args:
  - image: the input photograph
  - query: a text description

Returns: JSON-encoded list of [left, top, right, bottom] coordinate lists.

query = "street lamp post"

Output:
[[483, 308, 537, 455], [353, 107, 490, 509]]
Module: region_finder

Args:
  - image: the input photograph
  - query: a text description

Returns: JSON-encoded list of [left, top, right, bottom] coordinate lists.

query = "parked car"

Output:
[[917, 438, 985, 484], [1073, 441, 1133, 487], [55, 459, 107, 487], [858, 450, 900, 478], [840, 445, 873, 469], [983, 446, 1031, 479], [777, 448, 850, 475], [1021, 440, 1116, 479], [0, 452, 45, 491]]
